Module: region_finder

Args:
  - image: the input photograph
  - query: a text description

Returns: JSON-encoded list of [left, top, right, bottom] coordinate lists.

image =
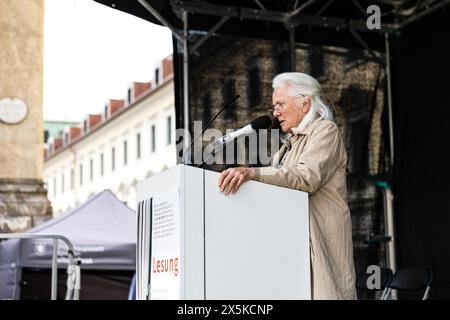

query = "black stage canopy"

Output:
[[94, 0, 449, 50]]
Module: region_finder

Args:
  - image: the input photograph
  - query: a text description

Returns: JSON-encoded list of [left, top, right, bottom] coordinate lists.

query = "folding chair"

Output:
[[356, 267, 393, 300], [382, 266, 433, 300]]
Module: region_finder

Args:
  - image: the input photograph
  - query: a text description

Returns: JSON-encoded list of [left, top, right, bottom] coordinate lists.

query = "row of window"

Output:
[[50, 116, 173, 197]]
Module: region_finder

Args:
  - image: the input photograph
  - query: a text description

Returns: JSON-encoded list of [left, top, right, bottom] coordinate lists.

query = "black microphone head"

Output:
[[250, 115, 273, 130]]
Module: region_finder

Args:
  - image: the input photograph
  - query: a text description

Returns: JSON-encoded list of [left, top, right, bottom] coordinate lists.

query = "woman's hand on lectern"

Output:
[[218, 167, 256, 195]]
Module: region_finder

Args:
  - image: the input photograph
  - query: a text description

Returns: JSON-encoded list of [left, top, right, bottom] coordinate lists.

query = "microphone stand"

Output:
[[197, 143, 226, 168], [183, 94, 240, 165]]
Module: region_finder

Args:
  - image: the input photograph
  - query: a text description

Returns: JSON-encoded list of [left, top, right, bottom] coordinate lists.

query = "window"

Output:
[[53, 177, 57, 197], [123, 140, 128, 166], [79, 164, 83, 186], [167, 116, 172, 145], [151, 125, 156, 153], [44, 130, 49, 143], [70, 169, 75, 190], [104, 105, 108, 120], [112, 147, 116, 171], [136, 133, 141, 159], [61, 173, 64, 194], [127, 88, 132, 104], [100, 153, 104, 176], [64, 132, 69, 145], [83, 119, 87, 134], [90, 158, 94, 181], [155, 68, 160, 85]]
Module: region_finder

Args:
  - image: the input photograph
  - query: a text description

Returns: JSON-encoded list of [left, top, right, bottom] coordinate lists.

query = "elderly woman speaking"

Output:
[[218, 72, 357, 300]]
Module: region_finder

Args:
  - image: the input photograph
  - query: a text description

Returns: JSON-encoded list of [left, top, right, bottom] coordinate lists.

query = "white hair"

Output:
[[272, 72, 333, 132]]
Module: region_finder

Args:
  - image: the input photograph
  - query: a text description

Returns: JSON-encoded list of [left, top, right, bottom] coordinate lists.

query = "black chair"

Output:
[[356, 267, 393, 300], [382, 266, 433, 300]]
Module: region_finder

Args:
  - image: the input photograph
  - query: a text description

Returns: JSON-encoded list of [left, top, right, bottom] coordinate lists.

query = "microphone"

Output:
[[197, 115, 273, 168], [182, 95, 240, 164], [212, 115, 273, 147]]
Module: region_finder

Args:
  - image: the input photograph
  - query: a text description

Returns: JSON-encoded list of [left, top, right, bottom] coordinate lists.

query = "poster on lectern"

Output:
[[149, 188, 181, 300]]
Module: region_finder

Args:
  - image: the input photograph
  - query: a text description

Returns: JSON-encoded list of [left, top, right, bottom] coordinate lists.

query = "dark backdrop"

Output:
[[393, 9, 450, 299], [174, 32, 391, 298]]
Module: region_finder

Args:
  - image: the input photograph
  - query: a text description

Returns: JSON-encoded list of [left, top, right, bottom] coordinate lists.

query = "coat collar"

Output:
[[286, 117, 321, 144], [291, 117, 319, 136]]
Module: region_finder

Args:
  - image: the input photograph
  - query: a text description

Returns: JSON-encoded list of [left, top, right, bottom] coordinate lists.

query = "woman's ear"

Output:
[[302, 97, 311, 113]]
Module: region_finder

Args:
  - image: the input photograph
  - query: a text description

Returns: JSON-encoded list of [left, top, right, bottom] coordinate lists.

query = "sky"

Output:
[[43, 0, 173, 122]]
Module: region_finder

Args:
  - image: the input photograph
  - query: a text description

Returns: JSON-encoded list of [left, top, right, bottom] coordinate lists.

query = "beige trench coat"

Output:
[[253, 118, 357, 300]]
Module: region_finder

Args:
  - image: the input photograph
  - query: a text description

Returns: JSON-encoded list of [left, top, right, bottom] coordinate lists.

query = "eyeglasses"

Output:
[[268, 94, 305, 114]]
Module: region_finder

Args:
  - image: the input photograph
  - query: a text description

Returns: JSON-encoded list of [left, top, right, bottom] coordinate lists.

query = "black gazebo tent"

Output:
[[0, 190, 136, 299]]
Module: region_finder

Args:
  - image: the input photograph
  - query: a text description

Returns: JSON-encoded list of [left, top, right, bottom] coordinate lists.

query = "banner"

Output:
[[150, 188, 181, 300]]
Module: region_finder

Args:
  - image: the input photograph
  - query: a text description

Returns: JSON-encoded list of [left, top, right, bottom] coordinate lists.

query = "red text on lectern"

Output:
[[152, 256, 179, 276]]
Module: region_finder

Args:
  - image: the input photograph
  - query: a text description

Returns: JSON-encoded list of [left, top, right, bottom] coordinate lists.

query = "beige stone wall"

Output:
[[0, 0, 44, 180]]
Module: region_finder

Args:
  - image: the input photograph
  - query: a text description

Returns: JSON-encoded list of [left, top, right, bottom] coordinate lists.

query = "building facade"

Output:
[[43, 56, 176, 215]]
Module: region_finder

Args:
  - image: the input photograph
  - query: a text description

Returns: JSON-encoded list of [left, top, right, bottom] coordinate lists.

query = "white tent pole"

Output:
[[183, 11, 190, 151], [51, 239, 58, 300]]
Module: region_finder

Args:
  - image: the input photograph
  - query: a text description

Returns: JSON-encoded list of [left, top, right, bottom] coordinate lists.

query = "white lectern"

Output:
[[136, 164, 310, 300]]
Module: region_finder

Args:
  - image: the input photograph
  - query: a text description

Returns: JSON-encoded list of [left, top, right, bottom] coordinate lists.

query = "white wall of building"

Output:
[[43, 81, 176, 215]]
